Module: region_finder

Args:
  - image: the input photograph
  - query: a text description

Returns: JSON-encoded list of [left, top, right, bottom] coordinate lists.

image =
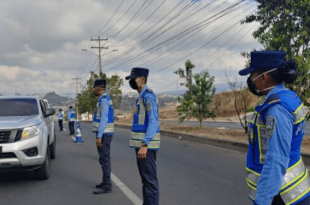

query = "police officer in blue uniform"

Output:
[[58, 109, 64, 131], [125, 67, 160, 205], [92, 79, 114, 194], [67, 106, 76, 135], [239, 51, 310, 205]]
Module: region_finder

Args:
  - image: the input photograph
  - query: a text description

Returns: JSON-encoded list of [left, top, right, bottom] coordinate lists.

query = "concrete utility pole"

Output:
[[72, 77, 81, 120], [91, 36, 108, 74]]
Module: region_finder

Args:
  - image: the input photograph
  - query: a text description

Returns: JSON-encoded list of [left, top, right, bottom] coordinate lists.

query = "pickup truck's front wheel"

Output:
[[35, 146, 50, 180], [50, 133, 56, 159]]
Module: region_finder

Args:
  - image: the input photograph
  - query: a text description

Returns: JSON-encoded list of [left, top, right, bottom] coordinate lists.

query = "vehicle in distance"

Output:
[[0, 96, 56, 180]]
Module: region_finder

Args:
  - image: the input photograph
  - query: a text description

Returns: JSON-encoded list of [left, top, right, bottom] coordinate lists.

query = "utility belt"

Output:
[[246, 158, 310, 205], [92, 122, 114, 133], [129, 132, 160, 149]]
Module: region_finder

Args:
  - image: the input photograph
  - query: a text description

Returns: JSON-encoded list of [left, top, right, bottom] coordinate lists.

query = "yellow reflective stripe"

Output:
[[293, 104, 303, 114], [246, 167, 260, 176], [287, 158, 302, 172], [129, 140, 160, 148], [280, 169, 308, 195], [280, 158, 305, 190], [257, 124, 263, 163], [131, 132, 160, 140], [246, 159, 305, 190], [294, 104, 308, 124], [280, 169, 310, 205], [246, 181, 256, 200]]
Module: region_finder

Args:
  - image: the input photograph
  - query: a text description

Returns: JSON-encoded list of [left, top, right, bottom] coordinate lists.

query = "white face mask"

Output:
[[251, 68, 278, 94]]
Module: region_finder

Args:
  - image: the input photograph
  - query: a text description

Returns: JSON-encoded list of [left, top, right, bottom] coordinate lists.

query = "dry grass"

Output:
[[159, 90, 262, 120]]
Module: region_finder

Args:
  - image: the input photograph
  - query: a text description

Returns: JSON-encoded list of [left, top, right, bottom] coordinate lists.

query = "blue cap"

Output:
[[125, 67, 149, 80], [239, 51, 287, 76], [93, 79, 106, 87]]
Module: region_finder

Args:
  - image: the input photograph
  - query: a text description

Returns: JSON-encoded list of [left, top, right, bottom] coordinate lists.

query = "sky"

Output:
[[0, 0, 263, 97]]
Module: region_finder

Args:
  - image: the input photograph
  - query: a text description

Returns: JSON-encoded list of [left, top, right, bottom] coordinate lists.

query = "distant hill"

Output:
[[43, 91, 75, 106]]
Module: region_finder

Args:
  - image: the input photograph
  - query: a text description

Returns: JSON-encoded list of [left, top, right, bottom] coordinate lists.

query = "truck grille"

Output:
[[0, 152, 16, 158], [14, 130, 23, 142], [0, 131, 11, 143]]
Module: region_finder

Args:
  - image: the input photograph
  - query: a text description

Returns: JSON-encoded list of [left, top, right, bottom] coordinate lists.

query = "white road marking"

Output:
[[111, 172, 143, 205]]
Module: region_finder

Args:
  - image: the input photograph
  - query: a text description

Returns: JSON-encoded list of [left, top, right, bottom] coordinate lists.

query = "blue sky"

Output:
[[0, 0, 262, 97]]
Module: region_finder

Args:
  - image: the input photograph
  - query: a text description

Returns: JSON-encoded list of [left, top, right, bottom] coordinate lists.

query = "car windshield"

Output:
[[0, 98, 39, 116]]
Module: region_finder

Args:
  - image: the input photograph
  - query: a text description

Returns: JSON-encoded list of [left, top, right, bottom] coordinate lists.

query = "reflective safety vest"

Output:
[[68, 110, 76, 121], [58, 112, 63, 120], [246, 90, 310, 205], [92, 94, 114, 134], [130, 89, 160, 150]]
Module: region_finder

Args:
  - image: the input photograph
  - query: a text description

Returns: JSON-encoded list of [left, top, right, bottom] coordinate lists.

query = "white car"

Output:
[[0, 96, 56, 180]]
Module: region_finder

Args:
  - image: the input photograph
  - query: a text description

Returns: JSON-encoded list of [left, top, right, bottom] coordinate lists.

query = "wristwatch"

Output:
[[141, 141, 148, 147]]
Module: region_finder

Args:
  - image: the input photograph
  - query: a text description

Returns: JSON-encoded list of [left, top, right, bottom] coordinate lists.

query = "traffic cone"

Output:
[[73, 120, 84, 143]]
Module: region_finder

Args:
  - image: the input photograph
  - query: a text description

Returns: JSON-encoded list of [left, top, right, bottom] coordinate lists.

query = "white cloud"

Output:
[[0, 0, 262, 96]]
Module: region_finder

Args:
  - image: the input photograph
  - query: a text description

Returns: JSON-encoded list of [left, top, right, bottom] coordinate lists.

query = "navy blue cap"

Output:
[[93, 79, 106, 87], [125, 67, 149, 80], [239, 51, 286, 76]]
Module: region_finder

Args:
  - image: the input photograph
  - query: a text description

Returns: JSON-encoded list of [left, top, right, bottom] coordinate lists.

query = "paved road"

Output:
[[162, 120, 310, 136], [0, 122, 249, 205]]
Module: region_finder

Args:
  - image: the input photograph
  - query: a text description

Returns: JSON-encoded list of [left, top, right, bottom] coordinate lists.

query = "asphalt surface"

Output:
[[161, 119, 310, 136], [0, 122, 249, 205]]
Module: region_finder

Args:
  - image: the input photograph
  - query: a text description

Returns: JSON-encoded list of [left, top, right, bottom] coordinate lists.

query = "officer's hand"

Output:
[[96, 138, 102, 148], [137, 147, 148, 159]]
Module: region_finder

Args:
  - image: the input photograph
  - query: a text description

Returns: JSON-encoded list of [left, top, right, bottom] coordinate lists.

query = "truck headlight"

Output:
[[22, 124, 41, 140]]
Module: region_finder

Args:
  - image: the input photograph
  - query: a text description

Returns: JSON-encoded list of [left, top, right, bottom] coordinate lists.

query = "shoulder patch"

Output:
[[146, 100, 152, 112], [146, 89, 153, 93], [265, 116, 276, 138]]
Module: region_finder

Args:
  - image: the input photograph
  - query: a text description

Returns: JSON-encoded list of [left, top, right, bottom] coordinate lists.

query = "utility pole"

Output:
[[72, 77, 81, 120], [91, 36, 108, 74]]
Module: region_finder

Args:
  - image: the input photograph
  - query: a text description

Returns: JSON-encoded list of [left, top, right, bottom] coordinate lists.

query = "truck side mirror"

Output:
[[45, 108, 55, 117]]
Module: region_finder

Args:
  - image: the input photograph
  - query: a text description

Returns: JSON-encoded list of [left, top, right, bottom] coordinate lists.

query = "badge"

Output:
[[265, 116, 276, 138], [248, 128, 254, 143]]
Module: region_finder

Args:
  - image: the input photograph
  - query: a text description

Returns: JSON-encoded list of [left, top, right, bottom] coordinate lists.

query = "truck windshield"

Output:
[[0, 99, 39, 116]]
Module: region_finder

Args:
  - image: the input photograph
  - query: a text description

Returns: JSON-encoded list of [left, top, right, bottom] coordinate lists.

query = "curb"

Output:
[[114, 123, 310, 165]]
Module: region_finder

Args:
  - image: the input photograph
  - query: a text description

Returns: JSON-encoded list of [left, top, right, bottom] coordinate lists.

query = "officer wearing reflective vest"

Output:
[[67, 106, 76, 135], [58, 109, 64, 131], [239, 51, 310, 205], [92, 79, 114, 195], [125, 67, 160, 205]]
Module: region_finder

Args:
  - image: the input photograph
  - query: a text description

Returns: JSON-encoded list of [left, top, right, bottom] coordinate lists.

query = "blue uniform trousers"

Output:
[[271, 194, 310, 205], [58, 119, 63, 131], [69, 121, 75, 134], [135, 149, 159, 205], [97, 134, 113, 185]]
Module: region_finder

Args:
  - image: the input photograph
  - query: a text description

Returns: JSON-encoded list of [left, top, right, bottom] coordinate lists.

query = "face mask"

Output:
[[247, 68, 278, 96], [129, 79, 138, 90], [247, 77, 263, 96]]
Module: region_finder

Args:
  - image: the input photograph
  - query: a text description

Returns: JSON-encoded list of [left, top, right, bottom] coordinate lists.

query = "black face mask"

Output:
[[247, 77, 263, 96], [129, 79, 138, 90]]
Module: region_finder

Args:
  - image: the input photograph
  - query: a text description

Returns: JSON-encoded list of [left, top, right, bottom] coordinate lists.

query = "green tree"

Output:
[[241, 0, 310, 106], [175, 60, 216, 129], [77, 71, 123, 117]]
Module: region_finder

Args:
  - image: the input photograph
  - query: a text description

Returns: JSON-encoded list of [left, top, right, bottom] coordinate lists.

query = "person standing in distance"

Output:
[[92, 79, 114, 194], [239, 51, 310, 205], [58, 109, 64, 131], [67, 106, 76, 135], [125, 67, 160, 205]]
